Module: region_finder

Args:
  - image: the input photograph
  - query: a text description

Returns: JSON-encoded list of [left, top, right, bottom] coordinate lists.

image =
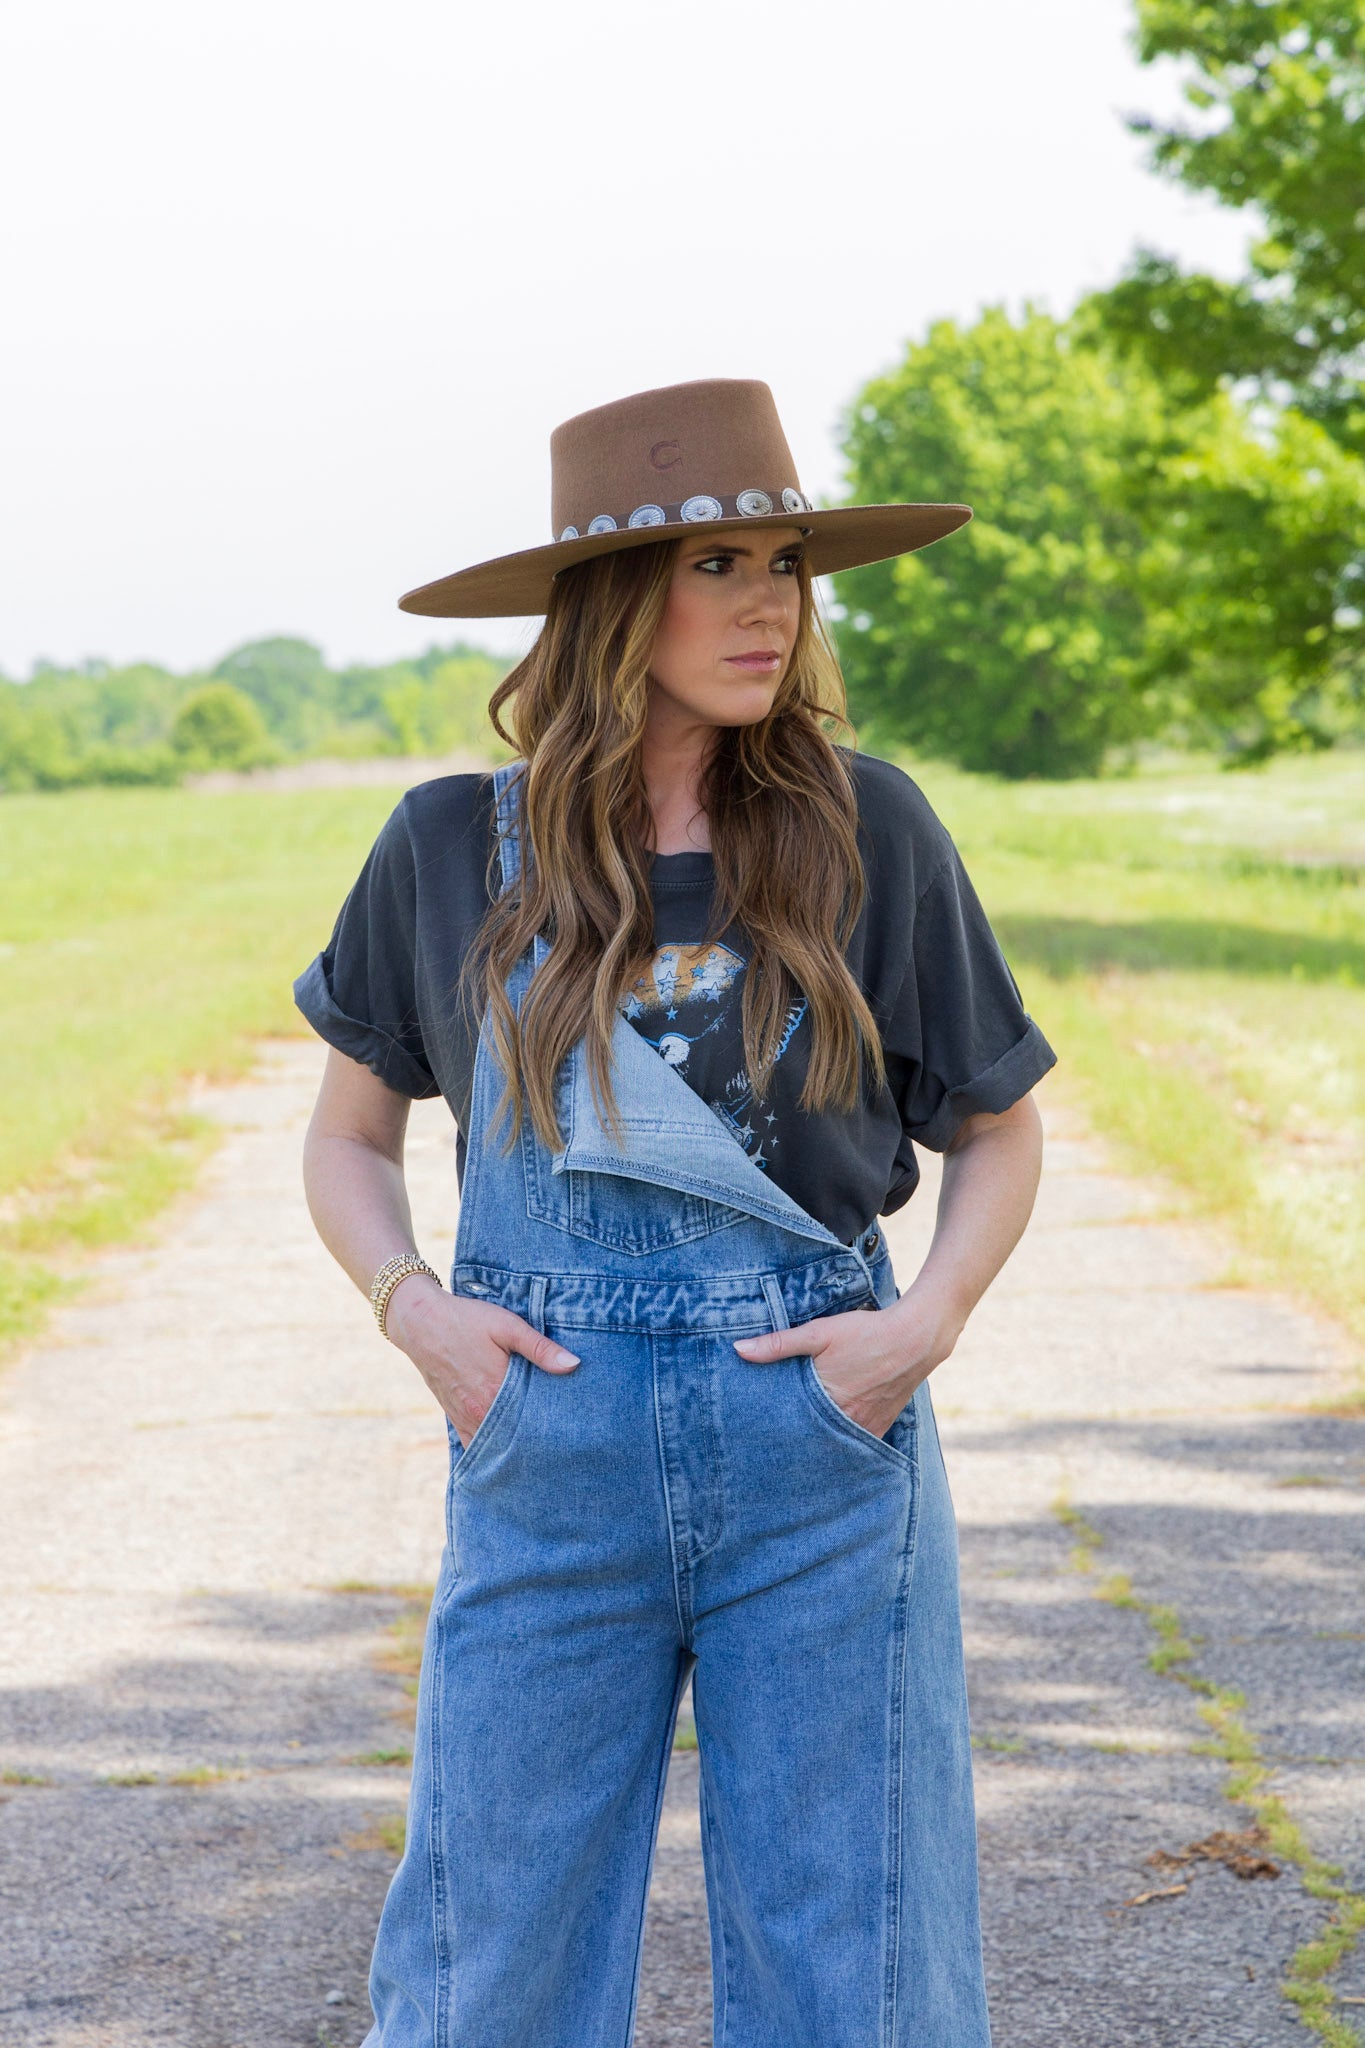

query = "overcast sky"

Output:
[[0, 0, 1251, 679]]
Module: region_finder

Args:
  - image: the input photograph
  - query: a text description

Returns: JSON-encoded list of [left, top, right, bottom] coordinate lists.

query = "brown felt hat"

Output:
[[397, 377, 971, 617]]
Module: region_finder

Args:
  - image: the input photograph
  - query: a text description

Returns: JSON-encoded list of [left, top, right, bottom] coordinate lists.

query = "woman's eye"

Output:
[[696, 554, 802, 575]]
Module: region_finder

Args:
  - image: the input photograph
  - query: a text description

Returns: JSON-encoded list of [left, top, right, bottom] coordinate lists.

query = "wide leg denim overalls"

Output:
[[363, 763, 992, 2048]]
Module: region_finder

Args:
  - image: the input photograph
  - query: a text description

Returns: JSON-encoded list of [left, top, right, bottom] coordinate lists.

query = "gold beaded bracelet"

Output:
[[369, 1251, 443, 1341]]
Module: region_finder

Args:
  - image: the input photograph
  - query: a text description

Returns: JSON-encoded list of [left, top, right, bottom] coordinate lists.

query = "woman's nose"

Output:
[[740, 575, 793, 619]]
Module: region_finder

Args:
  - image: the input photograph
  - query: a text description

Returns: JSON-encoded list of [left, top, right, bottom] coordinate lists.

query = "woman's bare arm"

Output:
[[903, 1088, 1046, 1344], [300, 1046, 581, 1439], [301, 1045, 427, 1295]]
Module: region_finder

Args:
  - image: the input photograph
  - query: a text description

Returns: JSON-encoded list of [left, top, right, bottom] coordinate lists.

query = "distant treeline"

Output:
[[0, 637, 514, 793]]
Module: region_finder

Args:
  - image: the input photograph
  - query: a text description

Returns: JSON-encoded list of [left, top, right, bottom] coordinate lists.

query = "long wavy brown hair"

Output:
[[454, 535, 888, 1155]]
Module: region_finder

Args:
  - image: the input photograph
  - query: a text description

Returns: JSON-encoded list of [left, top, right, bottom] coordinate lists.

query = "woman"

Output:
[[294, 377, 1056, 2048]]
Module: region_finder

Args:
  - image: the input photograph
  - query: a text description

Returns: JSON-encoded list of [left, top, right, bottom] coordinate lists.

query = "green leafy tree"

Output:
[[169, 682, 275, 772], [1081, 2, 1365, 752], [70, 742, 181, 786], [333, 662, 394, 728], [0, 688, 81, 791], [379, 669, 427, 754], [211, 637, 335, 752], [833, 301, 1364, 772], [34, 663, 186, 751], [831, 306, 1173, 778], [1107, 0, 1365, 452], [1134, 392, 1365, 756], [424, 649, 508, 753], [334, 646, 509, 756]]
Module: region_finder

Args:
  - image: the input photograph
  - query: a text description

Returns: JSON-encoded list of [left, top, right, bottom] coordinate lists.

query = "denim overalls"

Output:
[[363, 762, 992, 2048]]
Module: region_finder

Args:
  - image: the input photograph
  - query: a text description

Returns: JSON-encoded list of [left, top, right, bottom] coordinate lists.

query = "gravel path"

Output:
[[0, 1040, 1360, 2046]]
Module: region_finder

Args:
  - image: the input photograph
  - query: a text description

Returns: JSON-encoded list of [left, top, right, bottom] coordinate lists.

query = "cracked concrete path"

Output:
[[929, 1100, 1364, 2048], [0, 1037, 1360, 2046]]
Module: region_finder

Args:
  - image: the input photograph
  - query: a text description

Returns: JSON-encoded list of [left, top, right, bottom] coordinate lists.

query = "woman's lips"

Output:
[[725, 653, 782, 671]]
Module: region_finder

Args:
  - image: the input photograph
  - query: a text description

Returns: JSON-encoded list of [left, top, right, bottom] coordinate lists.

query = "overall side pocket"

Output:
[[450, 1349, 529, 1485], [758, 1270, 918, 1475], [447, 1274, 548, 1494], [797, 1353, 918, 1473]]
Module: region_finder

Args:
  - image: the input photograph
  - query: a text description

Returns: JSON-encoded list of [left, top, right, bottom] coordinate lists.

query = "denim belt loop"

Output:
[[759, 1272, 790, 1339], [527, 1273, 548, 1336]]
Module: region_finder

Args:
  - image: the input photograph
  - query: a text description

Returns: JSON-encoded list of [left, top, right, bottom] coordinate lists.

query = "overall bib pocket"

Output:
[[516, 1031, 752, 1256], [522, 1141, 747, 1257]]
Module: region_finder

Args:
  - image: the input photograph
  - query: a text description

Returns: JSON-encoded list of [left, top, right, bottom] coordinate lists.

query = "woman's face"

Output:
[[645, 522, 806, 733]]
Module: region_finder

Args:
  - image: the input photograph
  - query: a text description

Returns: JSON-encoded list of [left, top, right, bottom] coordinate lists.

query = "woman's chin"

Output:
[[647, 674, 783, 729], [709, 680, 783, 726]]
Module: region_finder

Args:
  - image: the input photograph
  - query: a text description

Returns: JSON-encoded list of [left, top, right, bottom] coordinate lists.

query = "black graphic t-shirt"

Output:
[[622, 858, 806, 1172], [292, 750, 1057, 1243]]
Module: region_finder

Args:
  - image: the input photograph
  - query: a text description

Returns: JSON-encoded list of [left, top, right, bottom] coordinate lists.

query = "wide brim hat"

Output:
[[398, 377, 971, 617]]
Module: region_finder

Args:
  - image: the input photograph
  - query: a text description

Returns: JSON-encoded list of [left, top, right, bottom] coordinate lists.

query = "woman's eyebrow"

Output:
[[689, 539, 806, 557]]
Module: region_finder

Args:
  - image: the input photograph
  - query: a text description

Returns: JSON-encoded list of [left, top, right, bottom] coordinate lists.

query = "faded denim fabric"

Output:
[[362, 762, 992, 2048]]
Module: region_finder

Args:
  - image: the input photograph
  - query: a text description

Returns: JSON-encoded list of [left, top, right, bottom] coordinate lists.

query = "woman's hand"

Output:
[[732, 1287, 962, 1440], [736, 1097, 1047, 1437], [385, 1277, 581, 1444]]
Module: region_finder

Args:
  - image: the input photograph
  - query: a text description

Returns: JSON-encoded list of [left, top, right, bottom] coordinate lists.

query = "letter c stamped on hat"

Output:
[[649, 439, 683, 471]]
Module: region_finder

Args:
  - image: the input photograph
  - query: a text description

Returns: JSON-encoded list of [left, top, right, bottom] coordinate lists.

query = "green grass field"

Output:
[[0, 783, 409, 1348], [904, 749, 1364, 1363], [2, 749, 1361, 1369]]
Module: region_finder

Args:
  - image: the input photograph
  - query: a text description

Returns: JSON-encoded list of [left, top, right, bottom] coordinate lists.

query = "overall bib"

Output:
[[363, 763, 992, 2048]]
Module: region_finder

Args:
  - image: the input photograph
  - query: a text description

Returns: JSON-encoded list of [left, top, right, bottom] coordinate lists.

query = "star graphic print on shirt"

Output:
[[617, 939, 807, 1171]]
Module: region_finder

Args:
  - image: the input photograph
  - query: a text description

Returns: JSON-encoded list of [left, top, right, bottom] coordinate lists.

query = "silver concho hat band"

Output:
[[557, 485, 814, 543]]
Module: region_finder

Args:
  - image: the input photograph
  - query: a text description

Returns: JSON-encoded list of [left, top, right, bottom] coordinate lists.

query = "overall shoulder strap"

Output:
[[491, 760, 528, 898]]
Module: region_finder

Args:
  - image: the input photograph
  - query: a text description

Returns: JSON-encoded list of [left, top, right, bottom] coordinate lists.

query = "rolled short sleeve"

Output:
[[889, 844, 1056, 1153], [292, 797, 441, 1100]]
